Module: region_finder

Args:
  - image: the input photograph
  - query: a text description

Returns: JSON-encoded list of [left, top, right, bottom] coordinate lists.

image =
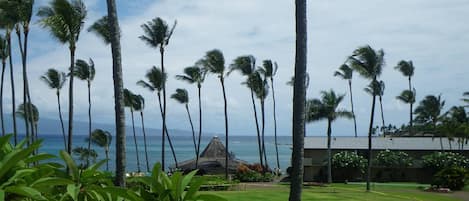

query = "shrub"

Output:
[[422, 152, 469, 171], [432, 167, 468, 190], [374, 150, 413, 168], [332, 151, 366, 173], [235, 164, 274, 182]]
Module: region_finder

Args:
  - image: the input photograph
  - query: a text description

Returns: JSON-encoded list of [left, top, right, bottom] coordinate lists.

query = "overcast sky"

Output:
[[4, 0, 469, 136]]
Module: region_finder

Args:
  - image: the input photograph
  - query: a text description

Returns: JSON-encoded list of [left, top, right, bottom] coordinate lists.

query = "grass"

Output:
[[202, 182, 462, 201]]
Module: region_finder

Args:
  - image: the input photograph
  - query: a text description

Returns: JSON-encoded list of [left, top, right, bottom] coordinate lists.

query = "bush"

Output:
[[374, 150, 413, 168], [332, 151, 366, 173], [422, 152, 469, 171], [432, 167, 468, 190], [235, 164, 274, 182]]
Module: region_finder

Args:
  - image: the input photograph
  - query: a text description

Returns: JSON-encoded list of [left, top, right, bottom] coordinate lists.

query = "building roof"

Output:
[[304, 136, 469, 151]]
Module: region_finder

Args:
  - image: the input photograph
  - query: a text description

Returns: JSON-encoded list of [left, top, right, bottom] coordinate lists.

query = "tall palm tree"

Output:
[[198, 49, 230, 178], [259, 60, 280, 170], [137, 66, 178, 170], [170, 88, 197, 166], [395, 60, 415, 134], [364, 80, 385, 133], [139, 17, 176, 171], [396, 89, 416, 134], [88, 16, 112, 44], [133, 94, 151, 172], [229, 55, 264, 171], [74, 58, 95, 166], [16, 102, 39, 143], [347, 45, 385, 191], [176, 65, 206, 169], [306, 90, 352, 183], [334, 64, 358, 137], [123, 88, 141, 172], [0, 35, 7, 135], [414, 95, 445, 150], [38, 0, 87, 155], [40, 68, 67, 150], [104, 0, 126, 186], [87, 129, 112, 171], [289, 0, 307, 199]]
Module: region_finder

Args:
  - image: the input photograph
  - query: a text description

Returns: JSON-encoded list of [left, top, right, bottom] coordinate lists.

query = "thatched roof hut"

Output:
[[173, 136, 248, 174]]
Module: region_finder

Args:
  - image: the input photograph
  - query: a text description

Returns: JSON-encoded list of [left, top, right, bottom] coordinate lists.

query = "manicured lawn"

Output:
[[203, 182, 462, 201]]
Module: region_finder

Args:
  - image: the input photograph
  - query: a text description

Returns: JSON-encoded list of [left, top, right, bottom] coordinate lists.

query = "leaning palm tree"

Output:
[[176, 65, 206, 169], [347, 45, 385, 191], [414, 95, 445, 150], [139, 17, 176, 171], [334, 64, 358, 137], [38, 0, 87, 155], [133, 94, 151, 172], [364, 80, 386, 133], [396, 89, 416, 134], [229, 55, 264, 171], [0, 35, 7, 135], [462, 92, 469, 107], [87, 16, 112, 44], [259, 60, 280, 170], [306, 90, 352, 183], [74, 58, 95, 166], [40, 68, 67, 150], [87, 129, 112, 171], [395, 60, 415, 134], [123, 88, 141, 172], [170, 88, 197, 165], [198, 49, 230, 178], [16, 102, 39, 144], [137, 66, 178, 169]]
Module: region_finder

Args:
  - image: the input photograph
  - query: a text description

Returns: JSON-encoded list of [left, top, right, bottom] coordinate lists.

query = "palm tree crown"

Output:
[[306, 90, 352, 122], [171, 88, 189, 104], [259, 60, 278, 79], [17, 102, 38, 123], [88, 129, 112, 149], [229, 55, 256, 76], [137, 66, 166, 93], [139, 17, 176, 50], [414, 95, 445, 125], [87, 16, 114, 45], [333, 64, 353, 80], [0, 35, 7, 61], [348, 45, 385, 79], [176, 66, 206, 87], [396, 89, 416, 104], [74, 58, 95, 82], [199, 49, 226, 76], [395, 60, 414, 78], [40, 68, 67, 90]]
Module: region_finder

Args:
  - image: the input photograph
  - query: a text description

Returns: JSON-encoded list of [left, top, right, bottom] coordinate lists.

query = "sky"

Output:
[[3, 0, 469, 136]]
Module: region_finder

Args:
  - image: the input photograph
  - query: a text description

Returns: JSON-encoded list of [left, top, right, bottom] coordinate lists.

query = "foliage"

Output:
[[422, 152, 469, 171], [432, 167, 468, 190], [374, 150, 413, 168], [234, 164, 273, 182], [332, 151, 366, 173]]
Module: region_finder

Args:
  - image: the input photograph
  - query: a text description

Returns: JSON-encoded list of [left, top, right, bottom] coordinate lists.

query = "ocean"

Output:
[[37, 134, 293, 172]]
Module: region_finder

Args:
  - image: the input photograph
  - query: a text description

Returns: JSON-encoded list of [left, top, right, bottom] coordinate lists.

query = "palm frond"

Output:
[[170, 88, 189, 104]]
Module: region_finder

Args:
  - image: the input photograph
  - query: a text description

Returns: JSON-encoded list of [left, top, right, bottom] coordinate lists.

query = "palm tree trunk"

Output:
[[221, 77, 229, 179], [86, 81, 92, 167], [270, 78, 280, 170], [23, 29, 35, 147], [0, 59, 6, 135], [106, 0, 126, 186], [408, 77, 413, 135], [250, 89, 264, 171], [160, 48, 167, 171], [185, 104, 197, 168], [289, 0, 307, 199], [105, 149, 110, 171], [130, 108, 141, 172], [6, 33, 18, 145], [157, 93, 178, 169], [57, 91, 67, 150], [140, 111, 150, 172], [327, 119, 332, 184], [379, 95, 385, 135], [67, 44, 75, 155], [196, 85, 203, 169], [15, 28, 31, 146], [349, 81, 358, 137], [366, 92, 377, 191], [261, 99, 268, 171]]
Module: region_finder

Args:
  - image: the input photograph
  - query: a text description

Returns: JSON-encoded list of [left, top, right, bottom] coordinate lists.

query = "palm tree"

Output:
[[133, 94, 151, 172], [123, 88, 141, 172], [40, 68, 67, 150], [87, 129, 112, 171], [16, 102, 39, 143], [347, 45, 385, 191], [306, 90, 352, 183], [170, 88, 197, 166], [289, 0, 307, 199], [414, 95, 445, 150], [176, 65, 206, 169], [104, 0, 126, 186], [396, 89, 416, 134], [395, 60, 415, 134], [198, 49, 230, 178], [72, 146, 97, 168], [259, 60, 280, 170], [334, 64, 358, 137], [88, 16, 112, 44], [0, 35, 7, 135], [137, 66, 178, 170], [139, 17, 176, 171], [74, 58, 95, 166], [462, 92, 469, 107], [229, 55, 264, 171], [364, 80, 385, 133], [38, 0, 87, 155]]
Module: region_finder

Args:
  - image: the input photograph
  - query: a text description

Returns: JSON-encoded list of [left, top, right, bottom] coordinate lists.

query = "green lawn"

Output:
[[203, 183, 462, 201]]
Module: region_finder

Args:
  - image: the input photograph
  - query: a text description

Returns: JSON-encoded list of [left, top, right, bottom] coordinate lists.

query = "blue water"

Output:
[[37, 134, 292, 172]]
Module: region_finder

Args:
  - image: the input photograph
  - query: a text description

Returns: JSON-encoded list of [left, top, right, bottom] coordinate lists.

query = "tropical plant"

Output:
[[414, 95, 446, 149], [132, 94, 151, 172], [139, 17, 176, 171], [124, 88, 141, 173], [74, 58, 96, 167], [332, 151, 367, 172], [347, 45, 385, 191], [37, 0, 87, 155], [396, 89, 416, 134], [87, 129, 112, 171], [438, 107, 468, 150], [432, 167, 467, 190], [198, 49, 230, 179], [374, 150, 413, 168], [40, 68, 67, 150], [16, 102, 39, 143], [364, 80, 386, 134], [306, 90, 353, 183], [176, 65, 206, 169], [334, 64, 358, 137], [395, 60, 415, 134], [72, 146, 98, 168], [0, 35, 7, 136], [422, 152, 469, 172], [462, 92, 469, 107], [88, 16, 112, 44]]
